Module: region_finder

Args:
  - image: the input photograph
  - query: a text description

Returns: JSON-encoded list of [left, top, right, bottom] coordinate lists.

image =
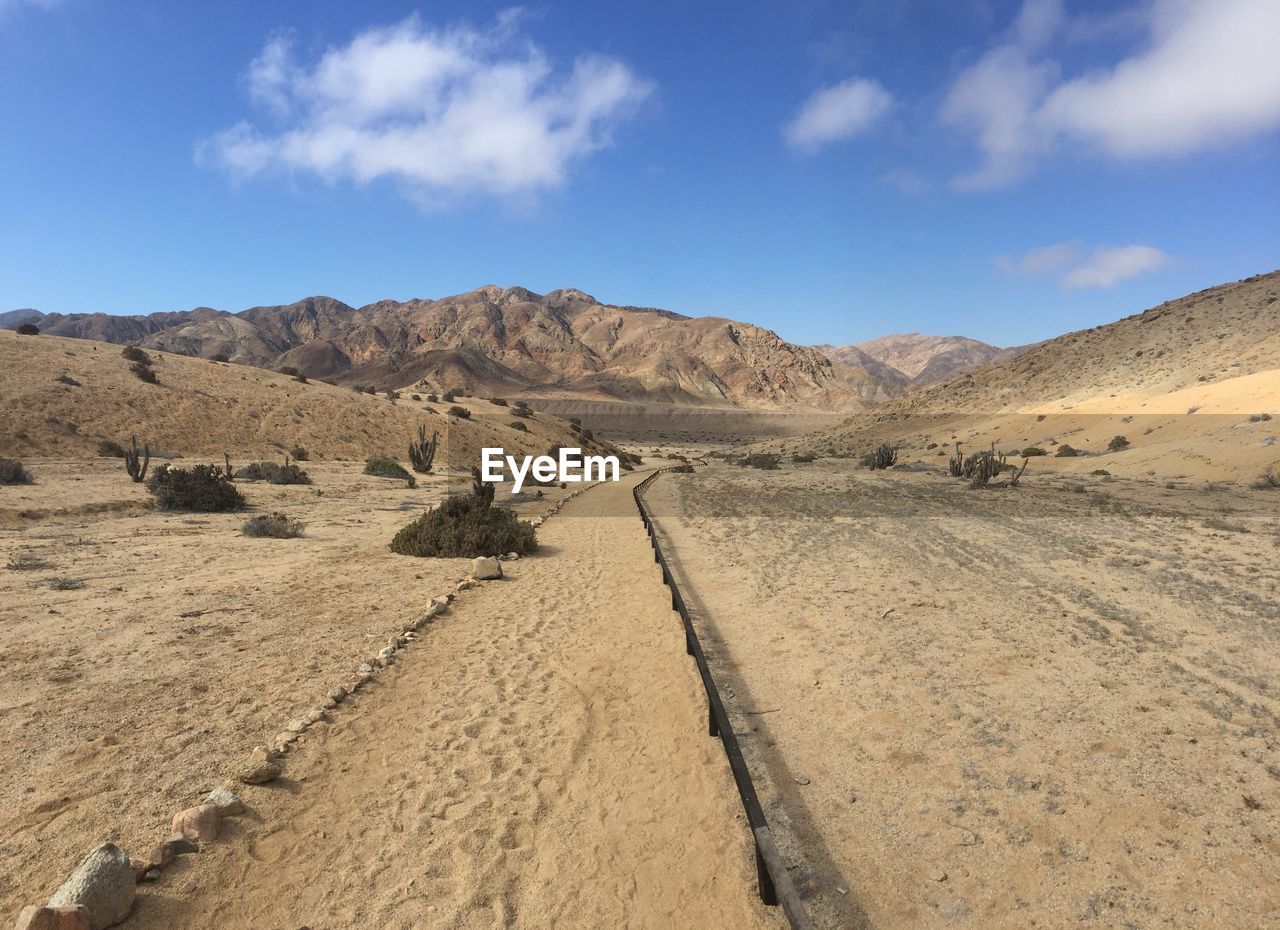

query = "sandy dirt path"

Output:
[[123, 472, 775, 930]]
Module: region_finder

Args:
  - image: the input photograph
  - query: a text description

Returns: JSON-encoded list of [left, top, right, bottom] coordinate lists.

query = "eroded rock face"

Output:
[[46, 844, 135, 930], [471, 556, 502, 580]]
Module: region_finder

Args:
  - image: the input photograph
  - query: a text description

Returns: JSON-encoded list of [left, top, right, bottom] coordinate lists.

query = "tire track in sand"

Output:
[[121, 472, 776, 930]]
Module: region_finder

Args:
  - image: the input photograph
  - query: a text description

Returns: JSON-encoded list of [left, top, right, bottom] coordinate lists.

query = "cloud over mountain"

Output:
[[201, 11, 653, 203]]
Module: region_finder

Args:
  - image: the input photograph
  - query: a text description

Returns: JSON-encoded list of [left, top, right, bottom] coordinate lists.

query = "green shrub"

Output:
[[235, 461, 311, 484], [147, 464, 245, 512], [491, 398, 508, 406], [442, 391, 456, 403], [1092, 469, 1111, 476], [364, 456, 411, 480], [97, 440, 126, 458], [509, 421, 529, 432], [426, 393, 439, 403], [792, 451, 817, 463], [294, 372, 309, 383], [391, 494, 537, 558], [131, 362, 158, 384], [243, 511, 305, 538], [411, 394, 421, 401], [670, 463, 694, 473], [1249, 413, 1272, 422], [510, 405, 532, 419], [385, 390, 400, 400], [1107, 435, 1130, 453], [448, 405, 471, 419], [1055, 445, 1079, 457], [55, 373, 80, 386], [15, 322, 38, 336], [210, 352, 230, 363], [290, 446, 309, 461], [121, 345, 151, 365], [1021, 447, 1048, 457], [0, 459, 33, 484], [1252, 468, 1279, 490]]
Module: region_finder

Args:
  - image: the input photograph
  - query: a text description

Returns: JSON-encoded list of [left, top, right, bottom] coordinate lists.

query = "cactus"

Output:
[[470, 466, 495, 505], [408, 425, 438, 474], [124, 435, 149, 483], [223, 453, 233, 480], [859, 443, 897, 470]]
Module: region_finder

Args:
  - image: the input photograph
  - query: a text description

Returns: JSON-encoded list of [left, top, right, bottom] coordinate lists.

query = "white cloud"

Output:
[[784, 78, 893, 152], [202, 12, 653, 202], [1060, 244, 1170, 288], [944, 0, 1280, 187], [996, 240, 1081, 275], [998, 241, 1169, 288]]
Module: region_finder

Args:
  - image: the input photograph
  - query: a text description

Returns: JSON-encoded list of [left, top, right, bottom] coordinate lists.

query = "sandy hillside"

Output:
[[1, 465, 778, 928], [0, 329, 591, 465], [782, 272, 1280, 484], [645, 461, 1280, 929]]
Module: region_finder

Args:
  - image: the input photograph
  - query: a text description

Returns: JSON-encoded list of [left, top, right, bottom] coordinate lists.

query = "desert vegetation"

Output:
[[363, 456, 412, 480], [242, 511, 305, 538], [0, 458, 33, 485], [234, 458, 312, 485], [390, 472, 536, 558], [147, 463, 246, 512], [859, 443, 897, 470], [408, 425, 438, 473], [123, 436, 150, 482]]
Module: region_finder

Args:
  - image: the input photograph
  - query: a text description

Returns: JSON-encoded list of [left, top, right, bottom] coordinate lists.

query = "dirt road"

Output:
[[122, 472, 775, 929]]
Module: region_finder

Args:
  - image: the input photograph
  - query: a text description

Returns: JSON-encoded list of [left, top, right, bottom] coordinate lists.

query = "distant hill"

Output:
[[781, 270, 1280, 482], [815, 334, 1030, 387], [0, 329, 591, 463], [3, 288, 904, 411]]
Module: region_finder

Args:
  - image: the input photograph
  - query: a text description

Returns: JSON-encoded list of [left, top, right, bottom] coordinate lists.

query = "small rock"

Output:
[[285, 718, 309, 733], [505, 552, 519, 561], [14, 905, 91, 930], [238, 760, 282, 785], [171, 804, 222, 844], [357, 662, 375, 675], [471, 556, 502, 580], [327, 687, 347, 704], [204, 787, 245, 815], [378, 646, 396, 660], [274, 730, 299, 747], [48, 843, 135, 930], [793, 775, 811, 785], [933, 871, 949, 882], [388, 635, 406, 648], [305, 707, 327, 724], [248, 745, 275, 764]]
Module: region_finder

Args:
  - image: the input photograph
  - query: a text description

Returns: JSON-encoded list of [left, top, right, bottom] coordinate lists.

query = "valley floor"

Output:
[[645, 461, 1280, 930]]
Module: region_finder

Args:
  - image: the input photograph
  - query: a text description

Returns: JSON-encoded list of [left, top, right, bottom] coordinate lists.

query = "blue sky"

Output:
[[1, 0, 1277, 347]]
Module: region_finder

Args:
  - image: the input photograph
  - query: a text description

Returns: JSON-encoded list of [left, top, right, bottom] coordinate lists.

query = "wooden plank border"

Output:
[[633, 470, 814, 930]]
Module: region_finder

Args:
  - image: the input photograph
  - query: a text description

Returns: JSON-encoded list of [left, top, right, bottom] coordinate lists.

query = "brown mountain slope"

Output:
[[779, 270, 1280, 482], [4, 288, 902, 411], [0, 330, 588, 465], [817, 334, 1029, 387]]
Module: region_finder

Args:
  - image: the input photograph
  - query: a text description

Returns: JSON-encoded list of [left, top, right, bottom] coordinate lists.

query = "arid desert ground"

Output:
[[644, 460, 1280, 929]]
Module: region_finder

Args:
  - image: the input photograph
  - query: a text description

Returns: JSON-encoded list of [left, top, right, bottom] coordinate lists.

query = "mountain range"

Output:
[[2, 289, 1013, 410]]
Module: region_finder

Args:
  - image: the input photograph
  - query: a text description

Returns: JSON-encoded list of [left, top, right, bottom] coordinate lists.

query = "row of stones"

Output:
[[13, 489, 587, 930]]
